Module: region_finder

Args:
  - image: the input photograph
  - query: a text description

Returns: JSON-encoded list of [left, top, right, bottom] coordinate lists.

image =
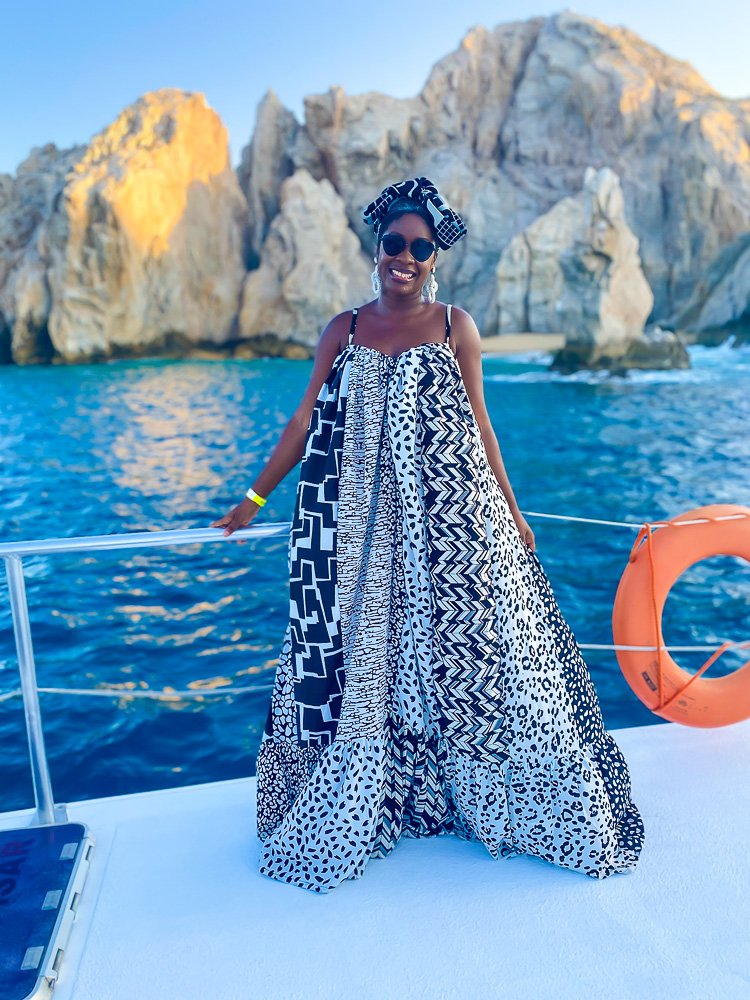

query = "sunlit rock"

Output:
[[42, 89, 247, 362]]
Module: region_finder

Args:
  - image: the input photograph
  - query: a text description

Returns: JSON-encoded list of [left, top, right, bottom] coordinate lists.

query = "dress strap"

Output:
[[445, 303, 452, 343], [348, 308, 358, 345]]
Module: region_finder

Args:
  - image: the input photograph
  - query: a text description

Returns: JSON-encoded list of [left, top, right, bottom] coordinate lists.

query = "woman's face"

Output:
[[376, 213, 437, 298]]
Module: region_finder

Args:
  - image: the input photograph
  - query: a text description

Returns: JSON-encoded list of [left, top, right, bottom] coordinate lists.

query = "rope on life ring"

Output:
[[612, 503, 750, 728]]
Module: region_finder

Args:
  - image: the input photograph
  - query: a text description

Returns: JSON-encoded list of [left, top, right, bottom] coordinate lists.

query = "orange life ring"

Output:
[[612, 503, 750, 727]]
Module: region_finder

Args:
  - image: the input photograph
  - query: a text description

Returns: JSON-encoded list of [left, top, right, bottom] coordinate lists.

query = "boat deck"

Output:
[[2, 719, 749, 1000]]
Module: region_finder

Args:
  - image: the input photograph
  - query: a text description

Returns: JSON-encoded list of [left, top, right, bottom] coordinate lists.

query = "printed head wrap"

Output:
[[362, 176, 467, 250]]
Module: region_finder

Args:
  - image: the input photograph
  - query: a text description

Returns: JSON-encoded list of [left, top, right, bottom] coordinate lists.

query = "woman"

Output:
[[212, 176, 645, 893]]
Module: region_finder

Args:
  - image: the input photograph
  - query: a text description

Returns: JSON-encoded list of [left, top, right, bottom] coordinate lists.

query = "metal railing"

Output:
[[1, 512, 747, 827], [0, 524, 289, 826]]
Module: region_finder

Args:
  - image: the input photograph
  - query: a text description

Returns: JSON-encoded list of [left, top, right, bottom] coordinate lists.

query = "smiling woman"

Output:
[[210, 175, 646, 893], [379, 229, 438, 285], [377, 221, 436, 291]]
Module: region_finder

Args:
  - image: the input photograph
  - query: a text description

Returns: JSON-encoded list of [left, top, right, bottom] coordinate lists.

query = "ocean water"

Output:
[[1, 341, 748, 812]]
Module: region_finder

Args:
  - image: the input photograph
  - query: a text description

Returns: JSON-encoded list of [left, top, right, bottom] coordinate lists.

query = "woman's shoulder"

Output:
[[442, 302, 474, 323], [326, 306, 360, 324], [441, 302, 481, 359], [439, 302, 477, 330], [320, 308, 358, 348], [442, 303, 478, 327]]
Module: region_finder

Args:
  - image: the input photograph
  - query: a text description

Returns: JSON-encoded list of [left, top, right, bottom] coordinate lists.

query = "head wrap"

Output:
[[362, 176, 467, 250]]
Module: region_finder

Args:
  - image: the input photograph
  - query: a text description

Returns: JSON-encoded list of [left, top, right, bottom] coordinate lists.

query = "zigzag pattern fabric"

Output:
[[255, 308, 645, 892]]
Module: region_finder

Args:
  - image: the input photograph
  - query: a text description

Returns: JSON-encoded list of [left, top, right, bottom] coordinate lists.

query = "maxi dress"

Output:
[[255, 303, 645, 893]]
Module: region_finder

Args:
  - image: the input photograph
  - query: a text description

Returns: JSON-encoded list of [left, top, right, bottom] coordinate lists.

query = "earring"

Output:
[[421, 268, 438, 304], [371, 256, 381, 295]]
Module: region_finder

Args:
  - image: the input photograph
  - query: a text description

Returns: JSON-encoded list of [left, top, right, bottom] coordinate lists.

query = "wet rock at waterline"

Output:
[[551, 326, 691, 375]]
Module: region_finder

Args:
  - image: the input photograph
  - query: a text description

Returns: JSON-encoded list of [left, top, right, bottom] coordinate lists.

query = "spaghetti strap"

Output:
[[445, 303, 452, 344], [348, 308, 358, 345]]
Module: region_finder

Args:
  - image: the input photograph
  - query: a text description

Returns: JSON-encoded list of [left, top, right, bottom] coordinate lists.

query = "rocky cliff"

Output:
[[1, 12, 749, 367], [238, 169, 372, 347], [494, 167, 688, 371], [1, 90, 247, 363], [245, 14, 750, 340]]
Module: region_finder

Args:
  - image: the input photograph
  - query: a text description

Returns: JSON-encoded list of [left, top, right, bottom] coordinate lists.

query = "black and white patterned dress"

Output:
[[255, 304, 645, 893]]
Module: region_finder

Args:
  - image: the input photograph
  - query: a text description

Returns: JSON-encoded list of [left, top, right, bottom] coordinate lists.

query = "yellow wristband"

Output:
[[245, 488, 267, 507]]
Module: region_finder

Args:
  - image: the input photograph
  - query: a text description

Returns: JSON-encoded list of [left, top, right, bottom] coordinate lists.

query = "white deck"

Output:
[[3, 719, 750, 1000]]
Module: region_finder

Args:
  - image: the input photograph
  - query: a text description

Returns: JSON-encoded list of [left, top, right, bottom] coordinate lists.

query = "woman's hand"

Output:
[[210, 497, 260, 537], [511, 508, 536, 551]]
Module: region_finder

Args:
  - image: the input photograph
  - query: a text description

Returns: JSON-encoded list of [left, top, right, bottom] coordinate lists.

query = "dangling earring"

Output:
[[371, 256, 381, 295], [421, 267, 438, 304]]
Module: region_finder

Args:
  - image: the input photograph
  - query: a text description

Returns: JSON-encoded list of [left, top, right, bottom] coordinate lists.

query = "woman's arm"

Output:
[[211, 313, 348, 536], [451, 306, 536, 550], [249, 314, 347, 497]]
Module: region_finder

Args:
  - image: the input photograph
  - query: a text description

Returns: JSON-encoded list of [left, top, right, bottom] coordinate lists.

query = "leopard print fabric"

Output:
[[255, 310, 645, 892]]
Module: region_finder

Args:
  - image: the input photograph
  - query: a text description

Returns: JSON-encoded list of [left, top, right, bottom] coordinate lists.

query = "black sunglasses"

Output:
[[380, 232, 436, 262]]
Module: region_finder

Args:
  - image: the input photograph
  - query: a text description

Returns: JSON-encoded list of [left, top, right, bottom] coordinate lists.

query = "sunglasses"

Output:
[[380, 232, 437, 262]]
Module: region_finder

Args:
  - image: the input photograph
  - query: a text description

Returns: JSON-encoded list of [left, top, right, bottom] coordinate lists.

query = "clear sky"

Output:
[[2, 0, 749, 176]]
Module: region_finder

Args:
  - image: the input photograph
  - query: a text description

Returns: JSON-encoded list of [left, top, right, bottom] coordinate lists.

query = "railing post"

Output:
[[4, 555, 57, 825]]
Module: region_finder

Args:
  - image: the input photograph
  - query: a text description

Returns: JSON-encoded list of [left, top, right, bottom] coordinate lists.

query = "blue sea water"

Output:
[[1, 341, 748, 812]]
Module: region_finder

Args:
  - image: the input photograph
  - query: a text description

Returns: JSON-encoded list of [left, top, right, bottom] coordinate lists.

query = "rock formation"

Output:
[[2, 12, 750, 367], [494, 167, 686, 370], [1, 90, 247, 363], [674, 233, 750, 344], [236, 89, 297, 268], [239, 168, 372, 347], [0, 142, 85, 362], [495, 168, 648, 337], [240, 11, 750, 353]]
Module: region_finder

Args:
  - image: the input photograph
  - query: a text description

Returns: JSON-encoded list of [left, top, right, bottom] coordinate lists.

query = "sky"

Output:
[[2, 0, 749, 176]]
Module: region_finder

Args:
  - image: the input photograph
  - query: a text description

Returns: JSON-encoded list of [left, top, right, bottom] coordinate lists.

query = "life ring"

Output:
[[612, 503, 750, 728]]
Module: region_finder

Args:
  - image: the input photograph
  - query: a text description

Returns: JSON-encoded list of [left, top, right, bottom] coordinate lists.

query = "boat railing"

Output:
[[1, 512, 746, 828]]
